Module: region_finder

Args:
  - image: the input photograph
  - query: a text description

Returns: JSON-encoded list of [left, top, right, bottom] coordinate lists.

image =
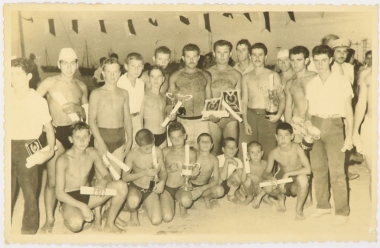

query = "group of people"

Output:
[[10, 33, 373, 235]]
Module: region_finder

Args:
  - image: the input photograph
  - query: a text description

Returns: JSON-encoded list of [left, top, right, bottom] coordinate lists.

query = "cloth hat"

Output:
[[277, 49, 289, 59], [58, 48, 77, 61], [330, 38, 352, 49]]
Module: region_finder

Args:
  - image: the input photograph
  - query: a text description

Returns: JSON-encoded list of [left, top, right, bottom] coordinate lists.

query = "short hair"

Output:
[[182, 44, 200, 56], [289, 46, 310, 59], [125, 52, 144, 64], [168, 121, 186, 135], [321, 34, 339, 45], [248, 141, 262, 151], [70, 122, 91, 136], [345, 49, 356, 62], [11, 57, 33, 74], [276, 122, 293, 135], [213, 40, 233, 52], [236, 39, 251, 51], [102, 57, 121, 71], [312, 45, 333, 58], [197, 133, 213, 144], [365, 50, 372, 57], [148, 65, 165, 76], [99, 57, 107, 65], [222, 137, 237, 148], [251, 42, 268, 56], [135, 129, 155, 146], [155, 46, 171, 57], [109, 53, 119, 60], [29, 53, 36, 61]]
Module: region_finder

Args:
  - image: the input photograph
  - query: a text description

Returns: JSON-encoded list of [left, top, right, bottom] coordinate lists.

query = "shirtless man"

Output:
[[168, 44, 212, 149], [123, 129, 167, 226], [161, 122, 199, 220], [240, 43, 284, 160], [55, 122, 127, 233], [37, 48, 88, 233], [89, 58, 133, 176], [285, 46, 317, 143], [141, 46, 171, 93], [207, 40, 242, 154], [233, 39, 254, 76], [277, 49, 295, 87]]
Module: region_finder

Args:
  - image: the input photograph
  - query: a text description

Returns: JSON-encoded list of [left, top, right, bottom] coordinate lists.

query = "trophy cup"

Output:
[[181, 145, 201, 191], [150, 146, 159, 190], [260, 74, 284, 117], [162, 92, 193, 127], [299, 121, 321, 151]]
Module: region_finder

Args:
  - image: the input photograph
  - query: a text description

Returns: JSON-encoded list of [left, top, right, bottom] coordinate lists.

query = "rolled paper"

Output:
[[259, 177, 293, 187], [185, 144, 190, 165], [222, 101, 243, 122], [269, 74, 274, 91], [80, 186, 117, 196], [102, 155, 121, 180], [241, 142, 251, 173], [106, 152, 131, 172], [25, 145, 57, 168], [162, 101, 182, 127], [51, 92, 80, 122]]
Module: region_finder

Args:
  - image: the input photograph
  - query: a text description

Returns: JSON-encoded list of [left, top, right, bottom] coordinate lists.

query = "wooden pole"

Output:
[[18, 11, 25, 58]]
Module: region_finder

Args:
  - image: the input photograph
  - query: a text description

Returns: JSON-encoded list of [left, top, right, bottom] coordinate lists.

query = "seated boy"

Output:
[[238, 141, 272, 208], [161, 122, 199, 220], [191, 133, 224, 209], [55, 122, 128, 233], [262, 122, 311, 220], [123, 129, 167, 226], [217, 137, 246, 204]]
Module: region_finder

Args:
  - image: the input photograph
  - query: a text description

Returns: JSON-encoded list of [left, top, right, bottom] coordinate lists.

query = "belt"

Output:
[[314, 114, 341, 119], [248, 108, 266, 115], [130, 112, 140, 117]]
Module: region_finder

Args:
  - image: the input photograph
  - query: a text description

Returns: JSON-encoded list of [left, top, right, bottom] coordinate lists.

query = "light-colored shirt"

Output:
[[331, 62, 354, 85], [234, 62, 255, 75], [10, 89, 52, 140], [306, 72, 353, 118], [217, 154, 243, 169], [117, 74, 144, 114]]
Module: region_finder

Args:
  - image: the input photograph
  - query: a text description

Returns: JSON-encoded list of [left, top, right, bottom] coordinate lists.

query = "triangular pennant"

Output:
[[179, 15, 190, 25], [288, 12, 295, 22], [48, 19, 55, 36], [263, 12, 271, 32], [72, 20, 78, 34], [204, 13, 211, 33], [99, 20, 106, 33], [223, 13, 233, 19], [243, 13, 252, 22], [128, 19, 136, 35], [148, 18, 158, 26]]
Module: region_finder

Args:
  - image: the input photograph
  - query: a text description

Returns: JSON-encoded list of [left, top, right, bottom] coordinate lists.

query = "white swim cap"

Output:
[[58, 48, 77, 61], [277, 49, 289, 59]]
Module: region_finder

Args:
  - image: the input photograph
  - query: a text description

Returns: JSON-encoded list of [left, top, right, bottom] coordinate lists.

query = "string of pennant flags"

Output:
[[41, 12, 325, 37]]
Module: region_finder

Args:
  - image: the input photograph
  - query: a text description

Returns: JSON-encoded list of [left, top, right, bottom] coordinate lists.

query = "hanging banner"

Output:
[[243, 13, 252, 22], [223, 13, 234, 19], [99, 20, 106, 33], [48, 19, 55, 36], [204, 13, 211, 33], [284, 12, 296, 25], [263, 12, 271, 32], [179, 15, 190, 25], [128, 19, 136, 35], [148, 18, 158, 26], [72, 20, 78, 34]]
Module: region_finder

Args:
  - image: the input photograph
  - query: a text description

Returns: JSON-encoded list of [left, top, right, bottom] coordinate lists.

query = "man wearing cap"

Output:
[[37, 47, 89, 233], [331, 38, 354, 85], [277, 49, 295, 87]]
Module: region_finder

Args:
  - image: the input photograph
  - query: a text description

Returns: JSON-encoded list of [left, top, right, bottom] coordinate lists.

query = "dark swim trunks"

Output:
[[98, 127, 126, 153], [62, 190, 90, 205], [164, 185, 181, 200], [220, 180, 230, 195], [275, 170, 299, 197], [154, 132, 167, 147], [129, 181, 155, 203], [55, 125, 73, 149]]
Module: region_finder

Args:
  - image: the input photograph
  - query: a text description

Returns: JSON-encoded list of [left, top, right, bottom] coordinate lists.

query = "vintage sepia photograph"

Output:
[[2, 2, 379, 245]]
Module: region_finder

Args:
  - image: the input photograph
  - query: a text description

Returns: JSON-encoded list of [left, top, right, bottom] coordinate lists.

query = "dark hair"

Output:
[[155, 46, 171, 56], [109, 53, 119, 60], [345, 49, 356, 62], [148, 65, 165, 76], [213, 40, 233, 52], [251, 43, 268, 56], [99, 57, 107, 65], [236, 39, 251, 51], [321, 34, 339, 45], [276, 122, 293, 135], [289, 46, 310, 59], [168, 121, 186, 134], [197, 133, 213, 144], [135, 129, 155, 146], [182, 44, 200, 56], [125, 52, 144, 64], [29, 53, 36, 61], [70, 122, 91, 136], [312, 45, 333, 58], [248, 141, 262, 151], [365, 50, 372, 57], [222, 137, 237, 148], [11, 57, 33, 74], [102, 57, 121, 71]]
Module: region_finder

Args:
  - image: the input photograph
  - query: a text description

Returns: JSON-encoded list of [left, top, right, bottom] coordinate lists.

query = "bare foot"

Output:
[[92, 218, 103, 232], [295, 211, 305, 221], [304, 196, 313, 209], [115, 217, 127, 227], [262, 195, 274, 206], [126, 219, 140, 227], [39, 220, 54, 234], [204, 199, 211, 209], [180, 208, 189, 218], [103, 224, 126, 234], [210, 199, 220, 209], [276, 198, 286, 213], [227, 195, 240, 204], [102, 208, 109, 221], [252, 198, 261, 209]]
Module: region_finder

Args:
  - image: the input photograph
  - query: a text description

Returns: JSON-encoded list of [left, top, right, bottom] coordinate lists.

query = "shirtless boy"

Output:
[[207, 40, 242, 154], [37, 47, 88, 233], [168, 44, 212, 149], [240, 43, 284, 160], [55, 122, 128, 233], [141, 46, 171, 93], [191, 133, 224, 208], [123, 129, 167, 226], [161, 122, 199, 220], [262, 123, 311, 220], [141, 65, 175, 148], [284, 46, 317, 143], [89, 58, 133, 176]]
